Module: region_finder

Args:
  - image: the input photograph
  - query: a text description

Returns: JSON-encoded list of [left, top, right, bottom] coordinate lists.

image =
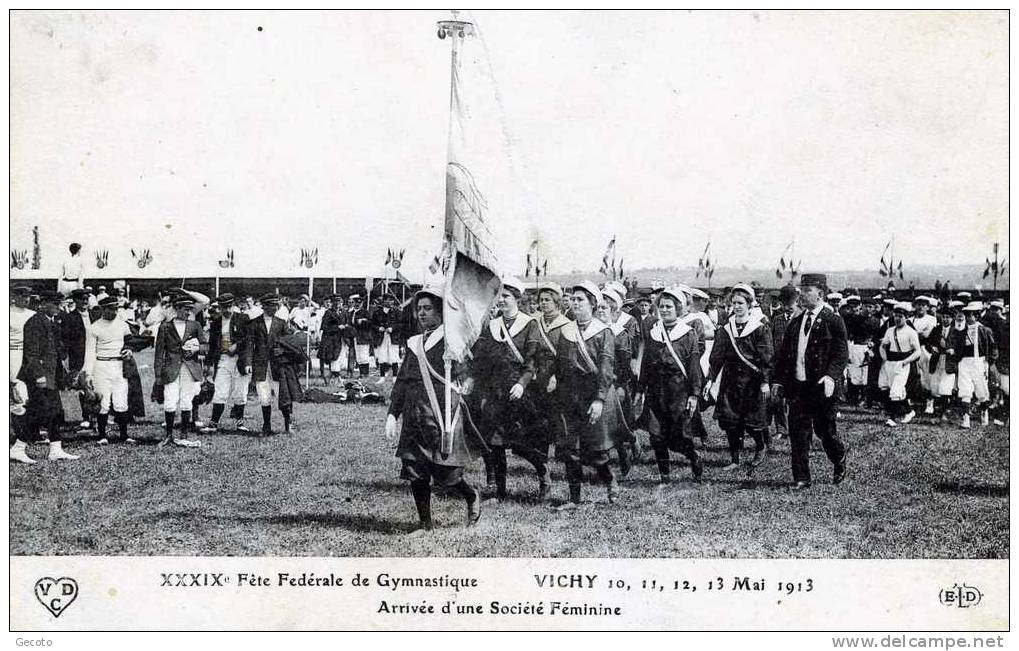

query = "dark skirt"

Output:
[[478, 387, 549, 460], [396, 392, 488, 480], [318, 333, 343, 363], [646, 373, 692, 453], [713, 363, 767, 431], [554, 376, 618, 465]]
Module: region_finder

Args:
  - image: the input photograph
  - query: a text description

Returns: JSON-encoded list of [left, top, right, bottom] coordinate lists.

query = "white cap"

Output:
[[537, 282, 564, 299], [601, 287, 624, 309], [606, 280, 627, 298], [502, 276, 526, 296], [659, 286, 688, 309], [731, 283, 756, 302], [827, 292, 843, 301], [962, 301, 984, 313], [571, 281, 604, 306]]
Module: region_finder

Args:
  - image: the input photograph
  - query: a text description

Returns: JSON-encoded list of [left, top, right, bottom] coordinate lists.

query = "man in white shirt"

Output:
[[910, 296, 938, 414], [10, 286, 37, 463], [84, 296, 135, 443], [57, 243, 85, 297], [879, 303, 922, 427]]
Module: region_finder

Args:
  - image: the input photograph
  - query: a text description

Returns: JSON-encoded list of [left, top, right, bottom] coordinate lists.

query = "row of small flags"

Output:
[[525, 240, 549, 278], [983, 242, 1007, 280]]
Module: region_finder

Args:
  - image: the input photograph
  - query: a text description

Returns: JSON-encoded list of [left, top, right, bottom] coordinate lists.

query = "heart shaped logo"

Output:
[[34, 577, 79, 618]]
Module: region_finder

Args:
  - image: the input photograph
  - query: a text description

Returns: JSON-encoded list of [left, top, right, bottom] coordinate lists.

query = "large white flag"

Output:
[[441, 19, 501, 363]]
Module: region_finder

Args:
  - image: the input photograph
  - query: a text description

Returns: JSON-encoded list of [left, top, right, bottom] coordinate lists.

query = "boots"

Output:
[[203, 404, 225, 433], [96, 413, 110, 445], [9, 439, 35, 464], [537, 464, 551, 501], [455, 481, 482, 526], [556, 484, 582, 511], [261, 406, 274, 436], [655, 450, 671, 486], [281, 406, 293, 434], [617, 443, 632, 477], [114, 411, 132, 443], [48, 441, 79, 461], [597, 465, 618, 503], [158, 411, 176, 447], [484, 461, 496, 488], [409, 480, 433, 534]]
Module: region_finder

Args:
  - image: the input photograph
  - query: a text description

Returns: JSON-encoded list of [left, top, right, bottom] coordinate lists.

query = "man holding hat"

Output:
[[950, 302, 997, 428], [249, 293, 295, 435], [83, 296, 136, 443], [153, 295, 207, 447], [773, 273, 849, 488], [201, 294, 252, 434], [18, 291, 78, 460]]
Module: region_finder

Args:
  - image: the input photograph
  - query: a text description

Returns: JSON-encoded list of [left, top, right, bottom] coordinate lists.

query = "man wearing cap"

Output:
[[983, 300, 1008, 424], [10, 286, 37, 463], [201, 294, 252, 434], [18, 291, 78, 460], [249, 293, 295, 435], [878, 302, 922, 427], [773, 273, 849, 488], [371, 292, 405, 382], [910, 296, 938, 414], [153, 296, 207, 447], [950, 303, 997, 428], [841, 295, 874, 407], [82, 296, 135, 444], [346, 294, 373, 378], [768, 284, 800, 439]]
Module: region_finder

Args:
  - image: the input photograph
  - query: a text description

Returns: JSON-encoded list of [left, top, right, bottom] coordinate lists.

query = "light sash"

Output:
[[410, 331, 462, 445]]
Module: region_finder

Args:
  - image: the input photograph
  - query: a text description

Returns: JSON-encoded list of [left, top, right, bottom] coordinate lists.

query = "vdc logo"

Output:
[[939, 583, 982, 608], [34, 577, 79, 618]]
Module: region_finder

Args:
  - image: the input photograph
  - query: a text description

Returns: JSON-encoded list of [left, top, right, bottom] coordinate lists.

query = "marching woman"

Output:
[[925, 306, 959, 422], [385, 285, 485, 534], [553, 282, 620, 508], [471, 277, 548, 501], [635, 287, 704, 483], [597, 285, 638, 475], [704, 283, 774, 470], [531, 282, 573, 497]]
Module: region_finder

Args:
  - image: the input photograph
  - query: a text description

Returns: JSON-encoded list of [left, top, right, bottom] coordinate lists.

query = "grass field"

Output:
[[9, 351, 1009, 558]]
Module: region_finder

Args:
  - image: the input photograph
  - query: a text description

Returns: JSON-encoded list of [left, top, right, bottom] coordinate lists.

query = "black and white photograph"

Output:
[[8, 8, 1009, 635]]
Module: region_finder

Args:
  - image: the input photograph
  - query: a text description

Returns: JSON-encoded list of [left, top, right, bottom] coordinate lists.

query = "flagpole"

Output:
[[306, 274, 313, 388]]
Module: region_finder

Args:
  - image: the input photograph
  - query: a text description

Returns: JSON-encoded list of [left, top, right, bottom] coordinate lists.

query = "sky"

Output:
[[9, 10, 1008, 280]]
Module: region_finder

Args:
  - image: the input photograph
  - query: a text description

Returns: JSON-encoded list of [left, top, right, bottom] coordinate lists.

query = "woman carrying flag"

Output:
[[704, 283, 774, 470], [385, 284, 485, 534]]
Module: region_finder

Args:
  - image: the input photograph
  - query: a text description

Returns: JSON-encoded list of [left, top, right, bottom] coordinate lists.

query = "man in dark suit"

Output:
[[773, 273, 849, 488], [768, 284, 800, 440], [249, 293, 294, 435], [19, 291, 78, 461], [154, 296, 207, 447], [59, 289, 97, 374], [202, 294, 252, 433]]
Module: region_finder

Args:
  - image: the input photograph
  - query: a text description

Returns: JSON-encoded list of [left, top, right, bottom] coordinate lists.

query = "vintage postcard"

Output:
[[7, 8, 1009, 638]]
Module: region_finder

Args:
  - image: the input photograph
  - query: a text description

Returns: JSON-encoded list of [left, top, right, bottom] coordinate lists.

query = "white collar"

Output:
[[424, 325, 445, 351], [561, 319, 609, 343], [614, 311, 634, 327], [725, 313, 765, 339], [539, 313, 571, 332], [651, 319, 692, 342], [490, 311, 533, 339]]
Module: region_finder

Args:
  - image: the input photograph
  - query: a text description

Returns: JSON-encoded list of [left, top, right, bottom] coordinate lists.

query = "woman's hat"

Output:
[[731, 282, 756, 302], [658, 287, 687, 309], [502, 276, 526, 296], [601, 287, 623, 308], [571, 281, 603, 306], [537, 282, 563, 299]]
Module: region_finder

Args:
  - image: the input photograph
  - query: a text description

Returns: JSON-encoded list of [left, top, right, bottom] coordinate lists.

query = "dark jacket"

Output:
[[18, 312, 66, 389], [370, 306, 405, 348], [59, 309, 92, 372], [154, 320, 208, 384], [249, 314, 292, 382], [948, 323, 997, 363], [774, 306, 848, 387], [348, 308, 372, 344], [207, 311, 251, 375]]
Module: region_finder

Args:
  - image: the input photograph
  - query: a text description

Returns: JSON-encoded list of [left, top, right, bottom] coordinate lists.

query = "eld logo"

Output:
[[34, 577, 79, 618], [939, 583, 982, 608]]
